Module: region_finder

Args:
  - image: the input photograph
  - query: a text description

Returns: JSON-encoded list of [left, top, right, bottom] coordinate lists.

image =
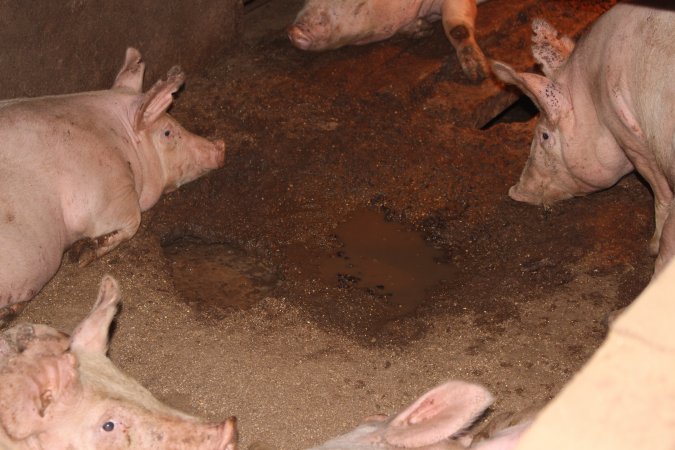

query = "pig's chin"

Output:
[[508, 183, 574, 207]]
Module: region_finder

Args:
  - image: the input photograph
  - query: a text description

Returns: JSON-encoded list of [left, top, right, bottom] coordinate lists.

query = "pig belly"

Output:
[[0, 232, 63, 308], [0, 183, 65, 308]]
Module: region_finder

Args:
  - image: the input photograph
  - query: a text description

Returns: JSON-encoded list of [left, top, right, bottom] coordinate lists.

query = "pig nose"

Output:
[[287, 25, 312, 50], [214, 139, 225, 154], [213, 139, 226, 167], [217, 416, 237, 450]]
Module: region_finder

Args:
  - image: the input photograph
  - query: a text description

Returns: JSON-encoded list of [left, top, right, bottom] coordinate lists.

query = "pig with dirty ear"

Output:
[[491, 4, 675, 275], [0, 275, 237, 450]]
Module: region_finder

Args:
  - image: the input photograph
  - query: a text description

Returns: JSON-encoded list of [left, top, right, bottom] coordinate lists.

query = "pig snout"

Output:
[[212, 139, 226, 169], [167, 416, 237, 450], [507, 158, 575, 206], [288, 24, 313, 50], [508, 180, 574, 206]]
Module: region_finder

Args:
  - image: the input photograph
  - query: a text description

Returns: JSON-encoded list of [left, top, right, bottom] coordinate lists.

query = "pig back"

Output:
[[573, 3, 675, 171]]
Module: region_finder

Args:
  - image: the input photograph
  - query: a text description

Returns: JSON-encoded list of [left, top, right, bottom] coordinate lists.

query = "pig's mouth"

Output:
[[508, 182, 574, 207], [287, 24, 314, 50]]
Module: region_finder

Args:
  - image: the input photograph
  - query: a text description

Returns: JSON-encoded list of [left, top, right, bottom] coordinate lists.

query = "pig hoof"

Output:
[[77, 250, 98, 268], [0, 302, 27, 328], [458, 46, 489, 83], [68, 238, 97, 265]]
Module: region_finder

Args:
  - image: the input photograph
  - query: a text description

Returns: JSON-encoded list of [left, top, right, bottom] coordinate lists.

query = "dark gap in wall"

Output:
[[480, 95, 539, 130], [244, 0, 276, 13]]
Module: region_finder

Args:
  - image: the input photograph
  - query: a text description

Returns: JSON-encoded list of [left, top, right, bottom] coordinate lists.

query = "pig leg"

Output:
[[73, 206, 141, 267], [399, 18, 434, 39], [0, 303, 27, 327], [650, 195, 673, 256], [441, 0, 488, 82], [654, 203, 675, 275], [629, 157, 674, 256]]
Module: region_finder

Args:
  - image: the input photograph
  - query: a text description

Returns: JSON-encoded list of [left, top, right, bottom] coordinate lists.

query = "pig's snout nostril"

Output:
[[215, 139, 226, 153], [288, 25, 312, 50], [212, 140, 226, 167]]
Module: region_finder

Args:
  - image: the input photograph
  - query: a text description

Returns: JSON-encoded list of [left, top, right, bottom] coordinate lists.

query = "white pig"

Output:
[[0, 48, 226, 312], [491, 4, 675, 274], [308, 380, 532, 450], [288, 0, 490, 82], [0, 275, 237, 450]]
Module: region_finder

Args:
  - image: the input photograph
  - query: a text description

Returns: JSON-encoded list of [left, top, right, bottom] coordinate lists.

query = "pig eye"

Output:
[[542, 132, 549, 140], [163, 130, 171, 137], [102, 421, 115, 432]]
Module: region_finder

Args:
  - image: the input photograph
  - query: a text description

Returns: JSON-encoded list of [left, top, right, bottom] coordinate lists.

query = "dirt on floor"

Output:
[[11, 0, 657, 448]]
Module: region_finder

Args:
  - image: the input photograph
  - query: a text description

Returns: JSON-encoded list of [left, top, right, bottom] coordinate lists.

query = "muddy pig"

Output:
[[491, 4, 675, 274], [308, 380, 532, 449], [0, 48, 225, 311], [288, 0, 490, 82], [0, 275, 237, 450]]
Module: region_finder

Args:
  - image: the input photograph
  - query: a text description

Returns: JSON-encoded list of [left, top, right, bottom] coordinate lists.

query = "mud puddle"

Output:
[[318, 210, 458, 317], [163, 238, 279, 318]]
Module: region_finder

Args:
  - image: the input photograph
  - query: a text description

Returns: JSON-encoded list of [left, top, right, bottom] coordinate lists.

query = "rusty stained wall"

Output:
[[0, 0, 243, 98]]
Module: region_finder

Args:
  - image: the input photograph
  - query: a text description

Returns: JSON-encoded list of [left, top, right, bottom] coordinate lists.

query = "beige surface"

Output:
[[517, 262, 675, 449]]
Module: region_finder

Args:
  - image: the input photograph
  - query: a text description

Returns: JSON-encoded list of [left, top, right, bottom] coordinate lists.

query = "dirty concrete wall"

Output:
[[0, 0, 243, 98]]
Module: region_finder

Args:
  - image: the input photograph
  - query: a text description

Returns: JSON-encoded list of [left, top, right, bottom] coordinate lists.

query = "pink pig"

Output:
[[0, 48, 225, 310], [288, 0, 490, 82], [491, 4, 675, 274], [0, 275, 237, 449]]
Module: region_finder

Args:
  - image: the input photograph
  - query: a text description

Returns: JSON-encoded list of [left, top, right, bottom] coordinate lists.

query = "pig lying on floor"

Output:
[[0, 48, 226, 313], [0, 275, 237, 450], [288, 0, 491, 82]]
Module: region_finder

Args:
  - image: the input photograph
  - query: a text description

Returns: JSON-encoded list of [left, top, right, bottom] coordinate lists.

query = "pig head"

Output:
[[0, 276, 237, 450], [0, 47, 225, 310], [491, 19, 634, 208], [308, 380, 531, 450], [492, 7, 675, 273]]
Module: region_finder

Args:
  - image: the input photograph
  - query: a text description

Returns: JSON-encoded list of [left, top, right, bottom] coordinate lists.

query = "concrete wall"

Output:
[[0, 0, 243, 98]]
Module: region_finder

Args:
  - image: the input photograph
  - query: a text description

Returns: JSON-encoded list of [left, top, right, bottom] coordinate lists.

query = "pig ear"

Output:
[[383, 380, 494, 447], [531, 19, 575, 77], [112, 47, 146, 92], [134, 66, 185, 131], [221, 416, 238, 450], [491, 60, 570, 125], [0, 352, 79, 439], [70, 275, 120, 354]]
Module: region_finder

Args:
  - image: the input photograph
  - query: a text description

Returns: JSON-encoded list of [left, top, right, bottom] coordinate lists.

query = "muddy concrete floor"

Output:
[[13, 0, 656, 448]]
